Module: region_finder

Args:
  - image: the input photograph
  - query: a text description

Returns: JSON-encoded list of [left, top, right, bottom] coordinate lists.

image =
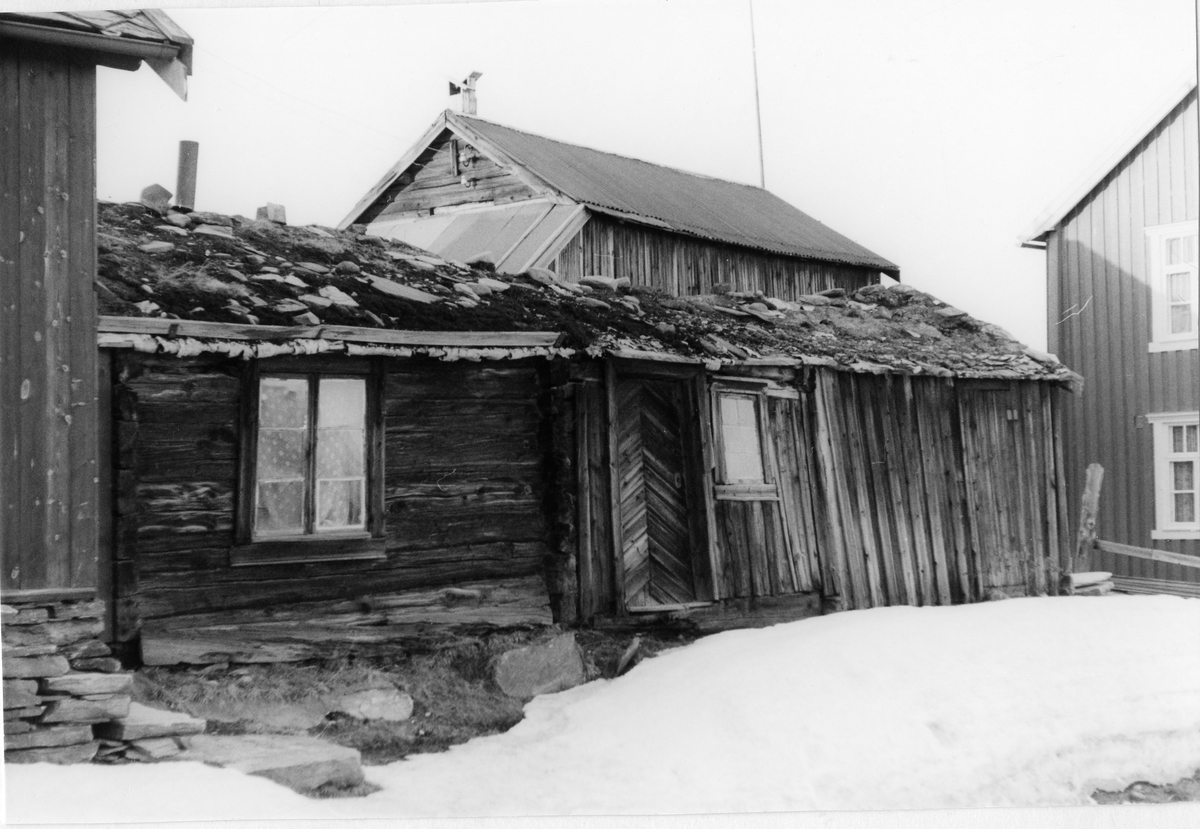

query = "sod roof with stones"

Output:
[[95, 201, 1077, 385]]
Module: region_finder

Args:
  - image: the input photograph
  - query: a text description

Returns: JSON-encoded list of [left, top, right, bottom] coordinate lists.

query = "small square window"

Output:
[[1147, 222, 1199, 351]]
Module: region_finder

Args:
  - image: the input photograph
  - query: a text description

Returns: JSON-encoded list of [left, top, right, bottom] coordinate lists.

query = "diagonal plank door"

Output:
[[616, 377, 699, 608]]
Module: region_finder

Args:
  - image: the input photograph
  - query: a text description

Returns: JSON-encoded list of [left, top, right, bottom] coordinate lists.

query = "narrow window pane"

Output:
[[319, 379, 366, 428], [1167, 272, 1192, 303], [1173, 425, 1185, 453], [256, 480, 306, 534], [1170, 303, 1193, 334], [259, 377, 308, 428], [316, 378, 366, 531], [1174, 493, 1196, 524], [1187, 425, 1198, 453], [257, 430, 307, 479], [1166, 237, 1182, 265], [256, 378, 309, 535], [720, 394, 764, 483], [317, 479, 364, 529], [317, 430, 365, 478], [1173, 460, 1194, 492]]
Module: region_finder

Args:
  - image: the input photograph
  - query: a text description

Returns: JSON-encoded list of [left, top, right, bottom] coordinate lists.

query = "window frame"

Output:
[[1148, 411, 1200, 540], [710, 379, 779, 500], [233, 358, 386, 566], [1146, 221, 1199, 353]]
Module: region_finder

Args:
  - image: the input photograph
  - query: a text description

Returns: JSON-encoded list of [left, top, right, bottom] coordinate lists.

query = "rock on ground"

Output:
[[176, 734, 364, 794], [93, 701, 206, 741], [332, 688, 414, 722], [492, 632, 586, 699]]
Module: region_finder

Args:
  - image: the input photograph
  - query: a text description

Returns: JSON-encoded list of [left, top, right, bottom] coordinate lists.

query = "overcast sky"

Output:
[[84, 0, 1198, 350]]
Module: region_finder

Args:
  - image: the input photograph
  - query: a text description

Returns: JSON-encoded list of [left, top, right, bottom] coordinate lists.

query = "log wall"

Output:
[[0, 43, 100, 595], [109, 352, 556, 638], [552, 213, 879, 300]]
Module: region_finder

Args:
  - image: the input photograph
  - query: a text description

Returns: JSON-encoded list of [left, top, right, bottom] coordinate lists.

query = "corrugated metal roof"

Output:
[[455, 114, 899, 275]]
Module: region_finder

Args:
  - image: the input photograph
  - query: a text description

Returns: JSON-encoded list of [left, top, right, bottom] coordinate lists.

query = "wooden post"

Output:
[[1072, 463, 1104, 573]]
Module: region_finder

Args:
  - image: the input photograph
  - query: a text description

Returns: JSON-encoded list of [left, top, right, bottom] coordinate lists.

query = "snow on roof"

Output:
[[95, 201, 1077, 386]]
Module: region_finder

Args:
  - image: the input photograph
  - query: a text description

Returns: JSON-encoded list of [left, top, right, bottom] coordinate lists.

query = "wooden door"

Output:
[[614, 375, 706, 608]]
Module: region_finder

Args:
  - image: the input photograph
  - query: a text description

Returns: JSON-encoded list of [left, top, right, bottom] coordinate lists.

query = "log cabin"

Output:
[[92, 202, 1081, 660], [1023, 77, 1199, 586], [339, 110, 899, 300]]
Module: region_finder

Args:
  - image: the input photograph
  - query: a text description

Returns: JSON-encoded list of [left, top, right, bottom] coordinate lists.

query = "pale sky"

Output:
[[81, 0, 1198, 350]]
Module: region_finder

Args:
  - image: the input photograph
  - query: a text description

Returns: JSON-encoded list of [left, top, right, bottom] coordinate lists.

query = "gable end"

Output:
[[357, 129, 540, 225]]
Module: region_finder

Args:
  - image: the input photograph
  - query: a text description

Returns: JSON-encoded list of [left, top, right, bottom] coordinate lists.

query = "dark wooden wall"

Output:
[[109, 352, 555, 637], [573, 365, 1070, 618], [552, 213, 878, 300], [1046, 88, 1199, 572], [359, 130, 536, 224], [0, 42, 100, 595]]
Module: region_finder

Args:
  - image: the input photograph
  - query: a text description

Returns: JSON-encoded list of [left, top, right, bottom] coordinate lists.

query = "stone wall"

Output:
[[3, 597, 132, 763]]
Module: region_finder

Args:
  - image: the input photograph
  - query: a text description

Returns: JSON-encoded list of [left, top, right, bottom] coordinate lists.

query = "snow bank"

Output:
[[7, 595, 1200, 823]]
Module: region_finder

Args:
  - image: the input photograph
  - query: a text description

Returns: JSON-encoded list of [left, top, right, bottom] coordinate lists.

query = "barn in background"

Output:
[[339, 110, 899, 299]]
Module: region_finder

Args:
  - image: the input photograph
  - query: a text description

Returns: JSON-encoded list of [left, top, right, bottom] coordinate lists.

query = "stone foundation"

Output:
[[3, 597, 131, 764]]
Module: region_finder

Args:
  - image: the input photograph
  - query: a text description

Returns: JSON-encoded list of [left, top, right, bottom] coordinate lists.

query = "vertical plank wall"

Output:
[[576, 366, 1069, 618], [552, 213, 877, 300], [0, 44, 99, 593], [1047, 88, 1199, 574], [812, 373, 1066, 609]]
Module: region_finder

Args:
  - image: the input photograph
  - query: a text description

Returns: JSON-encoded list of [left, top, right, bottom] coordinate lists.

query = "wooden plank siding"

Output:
[[360, 130, 537, 223], [110, 353, 556, 636], [1046, 89, 1199, 574], [0, 43, 100, 595], [552, 213, 878, 300]]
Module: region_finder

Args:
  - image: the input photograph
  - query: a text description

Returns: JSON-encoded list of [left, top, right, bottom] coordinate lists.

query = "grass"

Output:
[[133, 627, 697, 767]]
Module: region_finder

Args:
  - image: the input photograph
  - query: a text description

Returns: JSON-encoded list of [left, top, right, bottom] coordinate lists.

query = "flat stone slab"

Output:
[[333, 688, 413, 722], [6, 741, 99, 764], [42, 671, 133, 696], [93, 701, 206, 741], [176, 734, 364, 793], [5, 724, 94, 750], [2, 654, 69, 678], [40, 695, 130, 723], [493, 632, 586, 700]]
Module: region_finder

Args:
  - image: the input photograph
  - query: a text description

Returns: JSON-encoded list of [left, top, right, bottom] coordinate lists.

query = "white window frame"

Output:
[[1146, 221, 1199, 352], [1148, 411, 1200, 540]]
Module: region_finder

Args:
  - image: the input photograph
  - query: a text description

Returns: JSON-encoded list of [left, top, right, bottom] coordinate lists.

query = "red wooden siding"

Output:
[[552, 213, 878, 299], [0, 43, 99, 594], [1046, 89, 1199, 571]]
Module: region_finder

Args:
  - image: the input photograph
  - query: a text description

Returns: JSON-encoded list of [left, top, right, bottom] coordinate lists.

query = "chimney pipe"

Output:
[[176, 140, 199, 211], [459, 71, 482, 115]]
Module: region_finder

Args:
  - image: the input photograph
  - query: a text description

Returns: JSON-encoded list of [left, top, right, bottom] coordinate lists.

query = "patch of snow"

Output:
[[7, 596, 1200, 827]]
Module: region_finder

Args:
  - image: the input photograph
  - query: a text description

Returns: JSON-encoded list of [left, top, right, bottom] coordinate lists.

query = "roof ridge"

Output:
[[454, 112, 768, 193], [1020, 73, 1198, 245]]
